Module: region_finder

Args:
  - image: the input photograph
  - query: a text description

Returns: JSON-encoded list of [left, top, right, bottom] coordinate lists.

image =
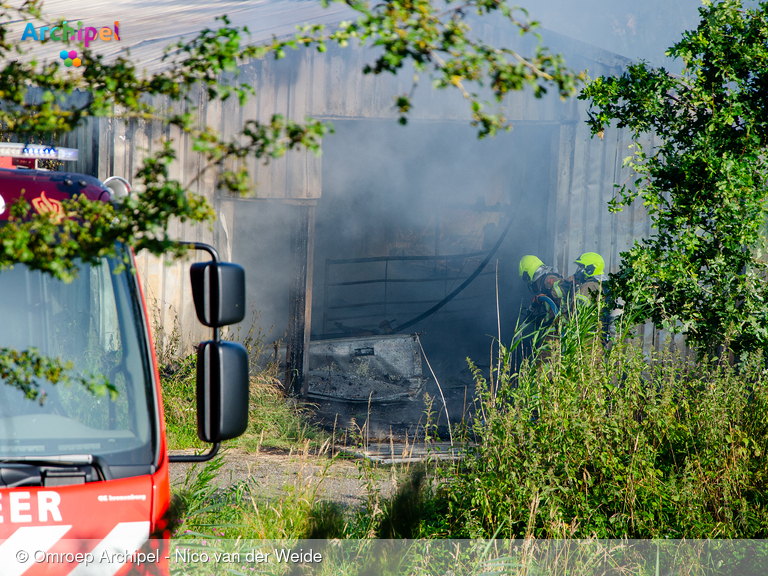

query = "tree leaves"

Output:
[[0, 347, 116, 403], [581, 0, 768, 356]]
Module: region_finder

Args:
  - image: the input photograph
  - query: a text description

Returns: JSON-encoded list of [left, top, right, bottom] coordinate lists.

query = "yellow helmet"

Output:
[[518, 255, 545, 283], [574, 252, 605, 278]]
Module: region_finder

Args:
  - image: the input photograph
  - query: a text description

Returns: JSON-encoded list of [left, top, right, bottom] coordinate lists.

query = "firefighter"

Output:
[[569, 251, 623, 341], [571, 252, 609, 302], [518, 255, 571, 323]]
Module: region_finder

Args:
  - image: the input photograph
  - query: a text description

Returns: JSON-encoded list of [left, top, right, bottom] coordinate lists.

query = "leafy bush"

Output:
[[581, 0, 768, 356], [439, 305, 768, 538]]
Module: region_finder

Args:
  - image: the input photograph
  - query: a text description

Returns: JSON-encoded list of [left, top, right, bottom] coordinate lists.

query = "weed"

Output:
[[305, 501, 346, 539], [434, 303, 768, 538]]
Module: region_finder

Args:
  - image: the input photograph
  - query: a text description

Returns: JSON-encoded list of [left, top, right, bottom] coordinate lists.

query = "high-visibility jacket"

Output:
[[538, 273, 571, 307], [525, 273, 572, 322], [574, 274, 609, 304]]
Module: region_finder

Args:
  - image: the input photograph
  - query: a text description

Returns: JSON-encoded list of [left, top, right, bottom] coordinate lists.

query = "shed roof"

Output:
[[13, 0, 629, 79], [10, 0, 355, 73]]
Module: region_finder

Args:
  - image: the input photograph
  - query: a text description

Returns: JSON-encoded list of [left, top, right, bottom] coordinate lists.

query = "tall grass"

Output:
[[437, 303, 768, 539]]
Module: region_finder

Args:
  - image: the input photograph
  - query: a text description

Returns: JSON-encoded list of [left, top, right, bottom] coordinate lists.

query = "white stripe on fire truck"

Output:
[[1, 525, 73, 576], [66, 521, 150, 576]]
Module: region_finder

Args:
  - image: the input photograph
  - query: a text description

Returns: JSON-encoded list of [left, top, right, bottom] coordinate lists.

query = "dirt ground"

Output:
[[168, 448, 399, 508], [167, 389, 466, 509]]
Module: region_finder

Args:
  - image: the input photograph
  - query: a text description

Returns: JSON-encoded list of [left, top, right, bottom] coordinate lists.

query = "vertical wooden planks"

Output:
[[97, 116, 113, 180], [564, 121, 590, 271], [285, 205, 316, 396], [289, 50, 311, 199], [291, 49, 311, 122], [343, 43, 362, 118], [553, 123, 576, 274], [256, 58, 275, 196], [273, 57, 290, 199], [234, 62, 258, 200], [110, 115, 129, 182], [166, 147, 184, 344], [203, 77, 226, 258], [130, 117, 149, 188], [359, 48, 377, 118], [310, 48, 327, 118], [328, 45, 345, 116], [137, 95, 165, 345]]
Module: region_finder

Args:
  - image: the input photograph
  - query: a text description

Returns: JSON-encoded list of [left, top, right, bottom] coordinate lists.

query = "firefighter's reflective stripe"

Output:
[[3, 521, 149, 576], [2, 525, 73, 576], [67, 521, 150, 576]]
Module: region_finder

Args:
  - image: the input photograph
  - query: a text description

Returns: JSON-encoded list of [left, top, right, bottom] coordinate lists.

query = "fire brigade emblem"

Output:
[[31, 190, 63, 222]]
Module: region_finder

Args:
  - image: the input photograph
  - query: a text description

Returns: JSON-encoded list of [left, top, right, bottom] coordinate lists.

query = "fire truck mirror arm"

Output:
[[169, 242, 249, 463]]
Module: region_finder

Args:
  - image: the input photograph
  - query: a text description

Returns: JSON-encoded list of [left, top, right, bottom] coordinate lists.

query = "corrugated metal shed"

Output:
[[24, 1, 674, 353]]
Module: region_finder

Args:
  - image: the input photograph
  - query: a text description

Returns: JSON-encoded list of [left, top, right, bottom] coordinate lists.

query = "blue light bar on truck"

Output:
[[0, 142, 78, 161]]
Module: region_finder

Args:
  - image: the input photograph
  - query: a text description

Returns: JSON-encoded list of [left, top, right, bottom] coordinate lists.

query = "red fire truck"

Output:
[[0, 144, 249, 575]]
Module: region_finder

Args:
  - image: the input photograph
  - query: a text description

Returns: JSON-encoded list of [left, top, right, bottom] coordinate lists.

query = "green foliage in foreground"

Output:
[[440, 305, 768, 539], [0, 346, 115, 401], [581, 0, 768, 356]]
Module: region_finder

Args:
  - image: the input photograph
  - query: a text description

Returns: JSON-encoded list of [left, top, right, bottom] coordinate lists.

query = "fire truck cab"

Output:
[[0, 144, 248, 573]]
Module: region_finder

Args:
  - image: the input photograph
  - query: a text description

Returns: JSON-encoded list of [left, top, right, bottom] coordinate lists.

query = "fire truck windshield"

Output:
[[0, 246, 156, 477]]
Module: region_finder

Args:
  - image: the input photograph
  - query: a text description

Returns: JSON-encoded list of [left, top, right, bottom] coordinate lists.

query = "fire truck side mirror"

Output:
[[190, 261, 246, 327], [196, 340, 249, 442]]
